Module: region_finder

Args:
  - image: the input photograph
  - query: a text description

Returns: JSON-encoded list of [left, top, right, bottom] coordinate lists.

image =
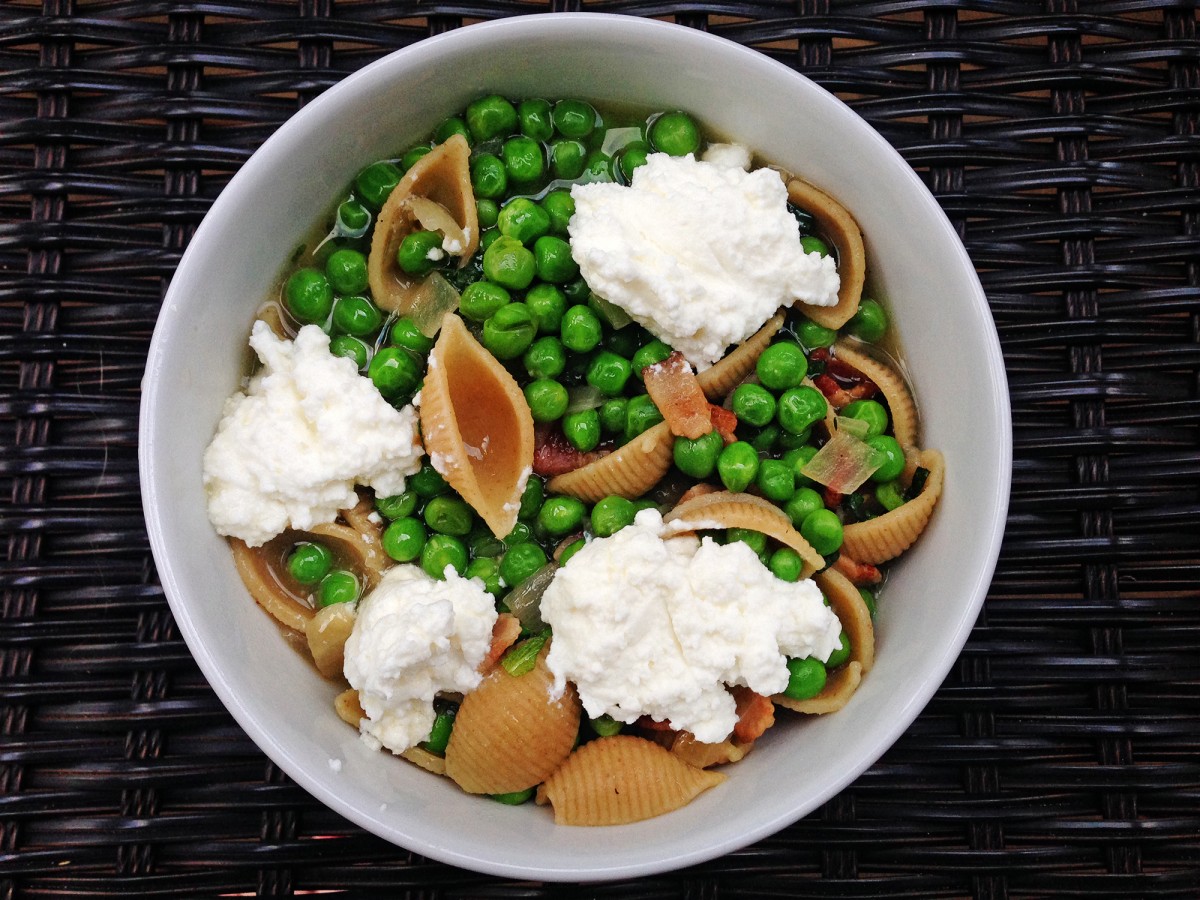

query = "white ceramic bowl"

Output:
[[140, 13, 1010, 882]]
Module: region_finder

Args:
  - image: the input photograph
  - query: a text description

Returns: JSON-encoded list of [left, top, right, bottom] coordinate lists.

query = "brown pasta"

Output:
[[547, 420, 674, 502], [842, 448, 945, 565], [304, 602, 356, 679], [539, 735, 725, 826], [785, 178, 865, 330]]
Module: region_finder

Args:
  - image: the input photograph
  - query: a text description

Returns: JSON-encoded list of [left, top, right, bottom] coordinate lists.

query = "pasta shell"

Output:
[[367, 134, 479, 314], [842, 448, 945, 564], [832, 341, 919, 450], [786, 178, 865, 330], [334, 688, 365, 728], [231, 537, 314, 632], [304, 601, 356, 679], [775, 662, 862, 715], [547, 420, 674, 502], [421, 313, 535, 538], [695, 312, 785, 401], [663, 490, 825, 579], [539, 735, 725, 826], [444, 645, 580, 795]]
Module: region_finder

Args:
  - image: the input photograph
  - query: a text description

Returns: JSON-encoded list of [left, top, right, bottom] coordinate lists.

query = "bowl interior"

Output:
[[140, 13, 1010, 882]]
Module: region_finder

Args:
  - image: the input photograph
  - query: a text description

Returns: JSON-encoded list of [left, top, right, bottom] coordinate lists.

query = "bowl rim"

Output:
[[140, 11, 1011, 881]]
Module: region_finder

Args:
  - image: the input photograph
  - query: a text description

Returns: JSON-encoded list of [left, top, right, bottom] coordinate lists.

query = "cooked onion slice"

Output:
[[643, 351, 712, 439], [406, 272, 461, 339], [799, 429, 881, 494], [786, 178, 865, 330]]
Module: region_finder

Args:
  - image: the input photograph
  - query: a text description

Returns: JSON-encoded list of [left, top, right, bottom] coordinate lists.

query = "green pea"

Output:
[[469, 526, 506, 559], [525, 283, 567, 333], [479, 230, 501, 252], [470, 153, 508, 200], [518, 476, 544, 521], [590, 495, 636, 537], [560, 304, 603, 353], [562, 276, 591, 305], [867, 434, 906, 482], [503, 135, 545, 185], [423, 495, 475, 537], [583, 150, 613, 182], [631, 339, 672, 377], [619, 141, 650, 180], [354, 160, 402, 209], [336, 197, 370, 236], [777, 385, 828, 434], [368, 347, 421, 399], [421, 533, 468, 579], [800, 235, 830, 257], [483, 302, 537, 360], [284, 268, 333, 324], [390, 316, 434, 354], [842, 399, 888, 438], [499, 542, 548, 587], [784, 445, 819, 486], [731, 383, 777, 427], [717, 441, 759, 492], [649, 111, 701, 156], [769, 547, 803, 582], [534, 235, 579, 284], [332, 294, 382, 337], [563, 408, 601, 452], [422, 705, 457, 755], [538, 496, 585, 537], [433, 116, 470, 145], [465, 94, 517, 141], [505, 521, 534, 546], [517, 98, 554, 141], [727, 528, 768, 558], [603, 325, 644, 359], [848, 298, 888, 343], [585, 350, 633, 397], [783, 486, 824, 528], [402, 143, 434, 169], [460, 281, 511, 323], [523, 335, 566, 380], [673, 429, 724, 479], [476, 198, 499, 229], [756, 458, 795, 502], [876, 479, 906, 511], [549, 138, 587, 180], [465, 557, 503, 597], [750, 424, 781, 452], [287, 542, 332, 585], [558, 537, 586, 566], [756, 341, 808, 391], [328, 334, 368, 369], [589, 714, 623, 737], [859, 587, 878, 619], [325, 247, 368, 295], [382, 516, 427, 562], [795, 317, 838, 350], [825, 631, 851, 669], [409, 462, 448, 498], [541, 190, 575, 236], [482, 236, 536, 290], [624, 393, 664, 441], [496, 198, 549, 245], [801, 508, 843, 556], [524, 378, 570, 423], [552, 99, 596, 139], [375, 491, 417, 520], [318, 569, 360, 607], [491, 787, 535, 806], [599, 398, 628, 434], [396, 230, 445, 277], [784, 656, 827, 700]]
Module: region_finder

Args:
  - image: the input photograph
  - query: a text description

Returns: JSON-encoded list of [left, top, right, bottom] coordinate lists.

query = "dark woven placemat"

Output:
[[2, 1, 1198, 896]]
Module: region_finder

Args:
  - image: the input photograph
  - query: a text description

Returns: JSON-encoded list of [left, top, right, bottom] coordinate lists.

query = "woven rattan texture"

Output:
[[2, 1, 1198, 897]]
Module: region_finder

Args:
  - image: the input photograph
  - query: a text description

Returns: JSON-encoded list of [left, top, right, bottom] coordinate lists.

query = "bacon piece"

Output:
[[635, 715, 675, 733], [708, 404, 738, 445], [823, 486, 844, 509], [730, 686, 775, 743], [833, 554, 883, 586], [643, 351, 713, 439], [478, 613, 522, 674], [532, 424, 611, 477]]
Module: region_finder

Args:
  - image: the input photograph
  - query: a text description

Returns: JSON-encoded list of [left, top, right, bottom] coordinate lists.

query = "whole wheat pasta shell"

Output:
[[843, 448, 945, 565], [775, 662, 863, 715], [695, 312, 785, 402], [444, 646, 580, 795], [334, 688, 365, 728], [663, 490, 825, 579], [785, 178, 865, 330], [832, 340, 919, 450], [231, 538, 314, 632], [539, 735, 725, 826], [305, 601, 356, 679], [367, 134, 479, 314], [547, 420, 674, 502], [421, 313, 535, 538]]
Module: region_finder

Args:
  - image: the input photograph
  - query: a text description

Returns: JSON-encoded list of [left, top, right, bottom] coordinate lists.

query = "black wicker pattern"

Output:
[[2, 1, 1198, 896]]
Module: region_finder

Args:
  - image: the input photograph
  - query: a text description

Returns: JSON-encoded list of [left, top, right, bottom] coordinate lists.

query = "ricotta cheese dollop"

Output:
[[568, 151, 840, 370], [343, 564, 498, 754], [203, 321, 423, 547], [541, 509, 842, 744]]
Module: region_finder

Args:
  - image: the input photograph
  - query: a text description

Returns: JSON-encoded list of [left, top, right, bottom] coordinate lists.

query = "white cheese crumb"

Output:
[[328, 758, 342, 773], [701, 142, 752, 170]]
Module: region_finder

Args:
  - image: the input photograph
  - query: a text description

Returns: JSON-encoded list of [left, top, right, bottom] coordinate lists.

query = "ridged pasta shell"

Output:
[[663, 490, 825, 579], [421, 313, 535, 538], [444, 645, 581, 795], [832, 340, 919, 450], [786, 178, 865, 330], [539, 735, 725, 826], [547, 420, 674, 502], [305, 601, 356, 679], [775, 662, 862, 715], [695, 312, 785, 401], [367, 134, 479, 314], [843, 448, 945, 564]]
